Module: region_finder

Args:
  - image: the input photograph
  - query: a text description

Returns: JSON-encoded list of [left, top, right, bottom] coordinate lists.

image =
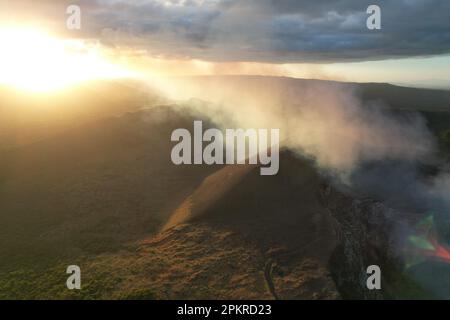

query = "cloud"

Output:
[[3, 0, 450, 63]]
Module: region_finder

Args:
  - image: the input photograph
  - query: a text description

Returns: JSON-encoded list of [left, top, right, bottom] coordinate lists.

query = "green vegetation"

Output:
[[420, 111, 450, 160], [1, 79, 449, 300], [440, 129, 450, 160]]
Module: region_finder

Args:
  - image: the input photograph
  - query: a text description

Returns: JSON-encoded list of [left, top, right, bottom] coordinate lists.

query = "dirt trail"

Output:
[[264, 259, 279, 300]]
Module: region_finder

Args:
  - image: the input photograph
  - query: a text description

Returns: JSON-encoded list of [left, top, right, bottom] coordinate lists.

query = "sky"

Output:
[[0, 0, 449, 88]]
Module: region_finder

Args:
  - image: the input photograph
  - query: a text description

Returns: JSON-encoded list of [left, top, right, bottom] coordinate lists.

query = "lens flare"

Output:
[[407, 215, 450, 266]]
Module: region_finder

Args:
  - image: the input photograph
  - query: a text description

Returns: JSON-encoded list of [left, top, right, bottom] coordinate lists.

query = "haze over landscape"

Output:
[[0, 0, 450, 300]]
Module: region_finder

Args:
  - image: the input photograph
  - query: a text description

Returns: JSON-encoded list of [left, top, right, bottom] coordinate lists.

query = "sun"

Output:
[[0, 27, 136, 92]]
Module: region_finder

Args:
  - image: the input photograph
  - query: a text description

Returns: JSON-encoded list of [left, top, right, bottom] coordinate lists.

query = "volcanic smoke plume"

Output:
[[151, 75, 449, 227], [152, 77, 435, 174]]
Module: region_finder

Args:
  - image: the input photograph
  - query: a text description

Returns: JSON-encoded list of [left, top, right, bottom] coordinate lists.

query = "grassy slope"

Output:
[[0, 107, 219, 299], [0, 77, 449, 299], [1, 153, 339, 300]]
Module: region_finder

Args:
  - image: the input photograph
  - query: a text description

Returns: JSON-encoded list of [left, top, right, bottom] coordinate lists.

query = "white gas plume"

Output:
[[148, 76, 435, 177]]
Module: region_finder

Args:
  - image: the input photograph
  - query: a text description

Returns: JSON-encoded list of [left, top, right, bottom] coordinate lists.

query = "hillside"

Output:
[[0, 105, 347, 299], [0, 106, 219, 267], [0, 76, 449, 299], [0, 80, 161, 150], [167, 75, 450, 112]]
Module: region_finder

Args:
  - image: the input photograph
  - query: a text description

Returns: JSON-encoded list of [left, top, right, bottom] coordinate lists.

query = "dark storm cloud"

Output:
[[4, 0, 450, 62]]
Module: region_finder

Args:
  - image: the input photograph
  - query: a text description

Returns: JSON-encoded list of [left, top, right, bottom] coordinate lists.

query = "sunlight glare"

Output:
[[0, 27, 136, 92]]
